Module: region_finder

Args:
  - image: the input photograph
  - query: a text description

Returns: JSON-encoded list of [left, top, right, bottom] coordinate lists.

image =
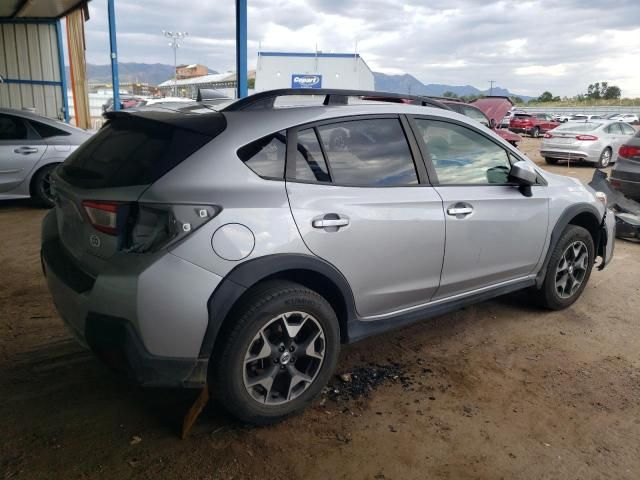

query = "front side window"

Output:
[[0, 114, 27, 140], [316, 118, 418, 186], [414, 119, 511, 185], [237, 130, 286, 179]]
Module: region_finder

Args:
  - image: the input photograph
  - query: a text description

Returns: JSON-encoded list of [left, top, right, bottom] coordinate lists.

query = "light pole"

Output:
[[489, 80, 496, 96], [163, 30, 188, 97]]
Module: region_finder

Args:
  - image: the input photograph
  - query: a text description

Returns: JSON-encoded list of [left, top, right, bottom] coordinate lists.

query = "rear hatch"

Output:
[[52, 107, 225, 277]]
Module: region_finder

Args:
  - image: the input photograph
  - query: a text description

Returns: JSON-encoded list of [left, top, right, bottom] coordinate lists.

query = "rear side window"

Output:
[[415, 119, 511, 185], [605, 123, 623, 134], [0, 114, 28, 140], [60, 116, 211, 189], [29, 120, 70, 138], [237, 131, 286, 179], [316, 118, 418, 186], [620, 123, 636, 135]]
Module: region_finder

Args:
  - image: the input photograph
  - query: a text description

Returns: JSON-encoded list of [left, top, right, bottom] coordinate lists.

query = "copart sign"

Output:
[[291, 74, 322, 89]]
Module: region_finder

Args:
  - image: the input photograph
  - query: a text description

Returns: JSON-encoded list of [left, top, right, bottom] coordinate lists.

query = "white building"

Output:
[[255, 52, 374, 92]]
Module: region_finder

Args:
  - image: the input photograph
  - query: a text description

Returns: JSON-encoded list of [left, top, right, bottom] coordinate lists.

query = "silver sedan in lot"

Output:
[[540, 120, 636, 168], [0, 108, 91, 207]]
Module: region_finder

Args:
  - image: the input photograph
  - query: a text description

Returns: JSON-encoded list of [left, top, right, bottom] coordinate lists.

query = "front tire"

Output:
[[210, 280, 340, 425], [531, 127, 540, 138], [545, 157, 558, 165], [535, 225, 595, 310]]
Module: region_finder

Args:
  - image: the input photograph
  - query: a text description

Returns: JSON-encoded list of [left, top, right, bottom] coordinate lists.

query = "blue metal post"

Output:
[[107, 0, 120, 110], [55, 19, 70, 123], [235, 0, 248, 98]]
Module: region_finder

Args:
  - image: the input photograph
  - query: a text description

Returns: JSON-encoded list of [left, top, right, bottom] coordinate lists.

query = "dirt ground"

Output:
[[1, 136, 639, 480]]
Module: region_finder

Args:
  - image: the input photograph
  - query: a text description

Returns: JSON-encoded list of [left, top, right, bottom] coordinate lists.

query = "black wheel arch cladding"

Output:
[[536, 203, 603, 288], [201, 254, 357, 359]]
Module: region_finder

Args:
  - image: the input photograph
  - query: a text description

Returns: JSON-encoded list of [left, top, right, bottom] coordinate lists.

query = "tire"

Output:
[[210, 280, 340, 425], [596, 147, 612, 168], [30, 164, 57, 208], [531, 127, 540, 138], [545, 157, 558, 165], [534, 225, 595, 310]]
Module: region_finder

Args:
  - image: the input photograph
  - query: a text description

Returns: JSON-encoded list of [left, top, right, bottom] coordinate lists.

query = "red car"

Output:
[[445, 97, 522, 147], [509, 113, 560, 138]]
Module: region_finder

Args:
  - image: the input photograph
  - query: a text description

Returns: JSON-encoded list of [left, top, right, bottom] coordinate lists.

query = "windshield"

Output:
[[555, 122, 601, 132]]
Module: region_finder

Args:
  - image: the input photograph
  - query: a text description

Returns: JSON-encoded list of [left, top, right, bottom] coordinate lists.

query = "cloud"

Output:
[[80, 0, 640, 97]]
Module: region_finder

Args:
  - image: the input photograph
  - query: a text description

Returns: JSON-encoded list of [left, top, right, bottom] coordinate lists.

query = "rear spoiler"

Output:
[[103, 108, 226, 137]]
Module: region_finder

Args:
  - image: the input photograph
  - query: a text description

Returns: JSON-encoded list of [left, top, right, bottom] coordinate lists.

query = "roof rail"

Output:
[[221, 88, 452, 112]]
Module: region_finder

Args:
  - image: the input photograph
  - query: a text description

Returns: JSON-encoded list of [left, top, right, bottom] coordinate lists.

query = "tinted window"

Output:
[[514, 114, 531, 119], [237, 131, 286, 179], [294, 128, 331, 182], [620, 123, 636, 135], [606, 123, 623, 134], [60, 116, 211, 189], [415, 119, 511, 185], [29, 119, 70, 138], [0, 114, 27, 140], [317, 118, 418, 186]]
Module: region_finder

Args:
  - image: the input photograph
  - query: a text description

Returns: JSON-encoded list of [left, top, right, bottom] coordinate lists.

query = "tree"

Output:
[[512, 96, 524, 104], [538, 91, 554, 102], [603, 85, 621, 99], [442, 91, 458, 98]]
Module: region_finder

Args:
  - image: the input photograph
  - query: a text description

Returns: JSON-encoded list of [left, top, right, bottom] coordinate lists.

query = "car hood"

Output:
[[471, 97, 513, 124]]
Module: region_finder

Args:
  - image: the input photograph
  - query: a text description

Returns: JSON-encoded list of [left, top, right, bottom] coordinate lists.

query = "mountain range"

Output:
[[373, 72, 533, 101], [66, 62, 218, 85], [72, 62, 532, 100]]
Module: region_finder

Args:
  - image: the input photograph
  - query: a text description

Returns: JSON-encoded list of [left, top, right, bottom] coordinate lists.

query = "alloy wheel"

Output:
[[599, 149, 611, 167], [555, 241, 589, 299], [243, 311, 326, 405]]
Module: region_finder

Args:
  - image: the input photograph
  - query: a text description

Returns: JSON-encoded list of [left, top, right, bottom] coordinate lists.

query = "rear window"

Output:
[[60, 116, 212, 189]]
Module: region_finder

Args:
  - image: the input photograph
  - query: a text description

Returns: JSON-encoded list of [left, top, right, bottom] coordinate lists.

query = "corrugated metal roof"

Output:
[[0, 0, 88, 19]]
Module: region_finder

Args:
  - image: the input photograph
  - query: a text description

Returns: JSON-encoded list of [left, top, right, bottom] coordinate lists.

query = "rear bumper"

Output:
[[610, 175, 640, 201], [540, 149, 592, 161], [41, 209, 221, 387], [509, 127, 531, 134]]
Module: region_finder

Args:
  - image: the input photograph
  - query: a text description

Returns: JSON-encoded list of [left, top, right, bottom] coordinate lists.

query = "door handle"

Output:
[[14, 146, 38, 155], [447, 204, 474, 217], [312, 214, 350, 230]]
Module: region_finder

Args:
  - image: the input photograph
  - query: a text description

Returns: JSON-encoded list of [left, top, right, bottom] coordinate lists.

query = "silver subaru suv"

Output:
[[41, 89, 615, 425]]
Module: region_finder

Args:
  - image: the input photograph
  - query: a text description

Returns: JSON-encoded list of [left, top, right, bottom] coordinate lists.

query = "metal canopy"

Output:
[[0, 0, 88, 19]]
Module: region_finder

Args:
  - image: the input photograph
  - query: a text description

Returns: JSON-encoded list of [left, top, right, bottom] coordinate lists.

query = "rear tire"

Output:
[[531, 127, 540, 138], [534, 225, 595, 310], [545, 157, 558, 165], [210, 280, 340, 425], [30, 164, 57, 208], [596, 147, 612, 168]]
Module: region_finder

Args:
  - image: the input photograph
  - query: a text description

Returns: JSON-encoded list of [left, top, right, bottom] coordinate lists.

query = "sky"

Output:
[[79, 0, 640, 97]]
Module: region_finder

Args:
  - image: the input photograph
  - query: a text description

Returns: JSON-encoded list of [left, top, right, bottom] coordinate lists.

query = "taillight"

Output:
[[575, 135, 598, 141], [543, 133, 553, 138], [82, 200, 122, 235], [619, 145, 640, 159], [124, 203, 219, 253]]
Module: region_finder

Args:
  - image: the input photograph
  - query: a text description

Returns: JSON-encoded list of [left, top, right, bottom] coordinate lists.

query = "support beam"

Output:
[[55, 19, 70, 123], [235, 0, 247, 99], [107, 0, 120, 110]]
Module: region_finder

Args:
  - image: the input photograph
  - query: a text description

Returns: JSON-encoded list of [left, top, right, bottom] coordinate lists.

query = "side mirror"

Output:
[[509, 161, 537, 197], [489, 118, 497, 129]]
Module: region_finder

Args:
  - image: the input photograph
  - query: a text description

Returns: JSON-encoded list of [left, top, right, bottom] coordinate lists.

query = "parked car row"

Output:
[[551, 113, 639, 124]]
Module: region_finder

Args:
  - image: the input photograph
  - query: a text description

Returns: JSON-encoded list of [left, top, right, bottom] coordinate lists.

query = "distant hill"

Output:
[[65, 62, 218, 86], [373, 72, 533, 101]]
